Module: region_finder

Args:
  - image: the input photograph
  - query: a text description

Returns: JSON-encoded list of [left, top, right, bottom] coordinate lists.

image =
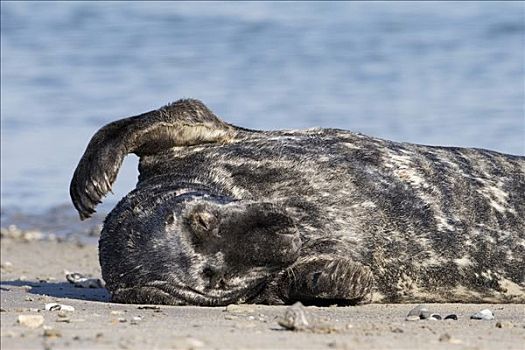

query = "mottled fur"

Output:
[[70, 99, 525, 305]]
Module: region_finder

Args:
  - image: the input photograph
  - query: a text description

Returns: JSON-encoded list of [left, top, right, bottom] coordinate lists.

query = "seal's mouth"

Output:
[[143, 272, 270, 306]]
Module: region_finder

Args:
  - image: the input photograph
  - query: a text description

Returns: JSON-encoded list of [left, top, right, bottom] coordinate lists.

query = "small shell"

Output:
[[406, 304, 431, 321], [470, 309, 494, 320], [405, 315, 420, 321], [45, 303, 75, 312], [65, 272, 85, 284], [137, 305, 161, 310], [66, 273, 104, 288]]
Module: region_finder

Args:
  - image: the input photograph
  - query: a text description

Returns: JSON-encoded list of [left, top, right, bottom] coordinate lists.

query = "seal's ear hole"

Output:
[[190, 208, 220, 238]]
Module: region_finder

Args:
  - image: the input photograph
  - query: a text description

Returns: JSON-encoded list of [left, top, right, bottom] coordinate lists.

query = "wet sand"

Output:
[[1, 236, 524, 350]]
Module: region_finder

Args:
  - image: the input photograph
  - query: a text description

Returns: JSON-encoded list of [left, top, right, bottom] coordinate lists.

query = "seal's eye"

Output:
[[189, 208, 220, 239]]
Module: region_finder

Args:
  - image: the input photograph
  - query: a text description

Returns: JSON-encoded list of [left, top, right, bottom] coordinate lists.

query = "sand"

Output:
[[1, 236, 524, 350]]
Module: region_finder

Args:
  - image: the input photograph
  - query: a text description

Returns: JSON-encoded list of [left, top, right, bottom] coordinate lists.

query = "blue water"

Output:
[[1, 2, 524, 231]]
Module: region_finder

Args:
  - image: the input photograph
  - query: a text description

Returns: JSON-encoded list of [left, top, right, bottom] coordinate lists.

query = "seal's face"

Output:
[[101, 192, 302, 305]]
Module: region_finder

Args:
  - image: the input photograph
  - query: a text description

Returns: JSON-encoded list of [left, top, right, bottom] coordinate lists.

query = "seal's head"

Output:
[[100, 190, 302, 305]]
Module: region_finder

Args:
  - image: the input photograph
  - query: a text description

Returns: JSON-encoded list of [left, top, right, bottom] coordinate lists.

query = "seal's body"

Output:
[[71, 99, 525, 306]]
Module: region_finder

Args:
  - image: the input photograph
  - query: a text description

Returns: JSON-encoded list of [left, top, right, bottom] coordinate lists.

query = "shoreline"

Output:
[[1, 236, 524, 350]]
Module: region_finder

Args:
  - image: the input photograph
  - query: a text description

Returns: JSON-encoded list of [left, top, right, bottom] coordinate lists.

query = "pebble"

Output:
[[406, 304, 427, 317], [225, 304, 255, 314], [137, 305, 160, 310], [278, 302, 311, 331], [495, 321, 513, 328], [429, 313, 442, 320], [470, 309, 494, 320], [406, 304, 430, 321], [1, 261, 13, 269], [43, 328, 62, 338], [110, 310, 125, 315], [438, 333, 451, 342], [45, 303, 75, 312], [405, 315, 420, 322], [25, 296, 34, 302], [130, 316, 143, 325], [444, 314, 458, 320], [438, 333, 463, 344], [17, 314, 44, 329], [38, 277, 56, 283], [66, 273, 104, 288], [1, 225, 44, 241]]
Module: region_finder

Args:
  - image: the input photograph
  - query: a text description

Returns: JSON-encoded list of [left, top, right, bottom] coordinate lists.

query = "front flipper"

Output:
[[70, 99, 236, 220], [268, 256, 374, 305]]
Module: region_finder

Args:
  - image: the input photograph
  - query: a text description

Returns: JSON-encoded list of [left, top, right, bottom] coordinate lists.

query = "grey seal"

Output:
[[70, 99, 525, 306]]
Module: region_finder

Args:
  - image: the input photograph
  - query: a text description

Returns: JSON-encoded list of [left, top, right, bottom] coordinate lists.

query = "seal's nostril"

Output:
[[165, 213, 175, 225]]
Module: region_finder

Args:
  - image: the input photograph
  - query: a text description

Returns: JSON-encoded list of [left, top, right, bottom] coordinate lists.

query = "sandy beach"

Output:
[[1, 233, 524, 350]]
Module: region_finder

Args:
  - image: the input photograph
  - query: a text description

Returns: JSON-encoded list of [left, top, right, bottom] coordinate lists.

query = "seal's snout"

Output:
[[255, 210, 297, 235], [185, 201, 302, 267], [246, 203, 296, 230]]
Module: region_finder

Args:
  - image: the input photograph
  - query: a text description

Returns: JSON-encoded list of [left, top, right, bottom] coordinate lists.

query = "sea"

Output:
[[1, 2, 524, 237]]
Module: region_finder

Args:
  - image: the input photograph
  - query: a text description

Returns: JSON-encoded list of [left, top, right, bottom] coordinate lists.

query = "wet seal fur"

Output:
[[71, 99, 525, 306]]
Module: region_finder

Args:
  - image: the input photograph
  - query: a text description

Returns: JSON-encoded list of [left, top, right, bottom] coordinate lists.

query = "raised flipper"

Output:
[[70, 99, 236, 220]]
